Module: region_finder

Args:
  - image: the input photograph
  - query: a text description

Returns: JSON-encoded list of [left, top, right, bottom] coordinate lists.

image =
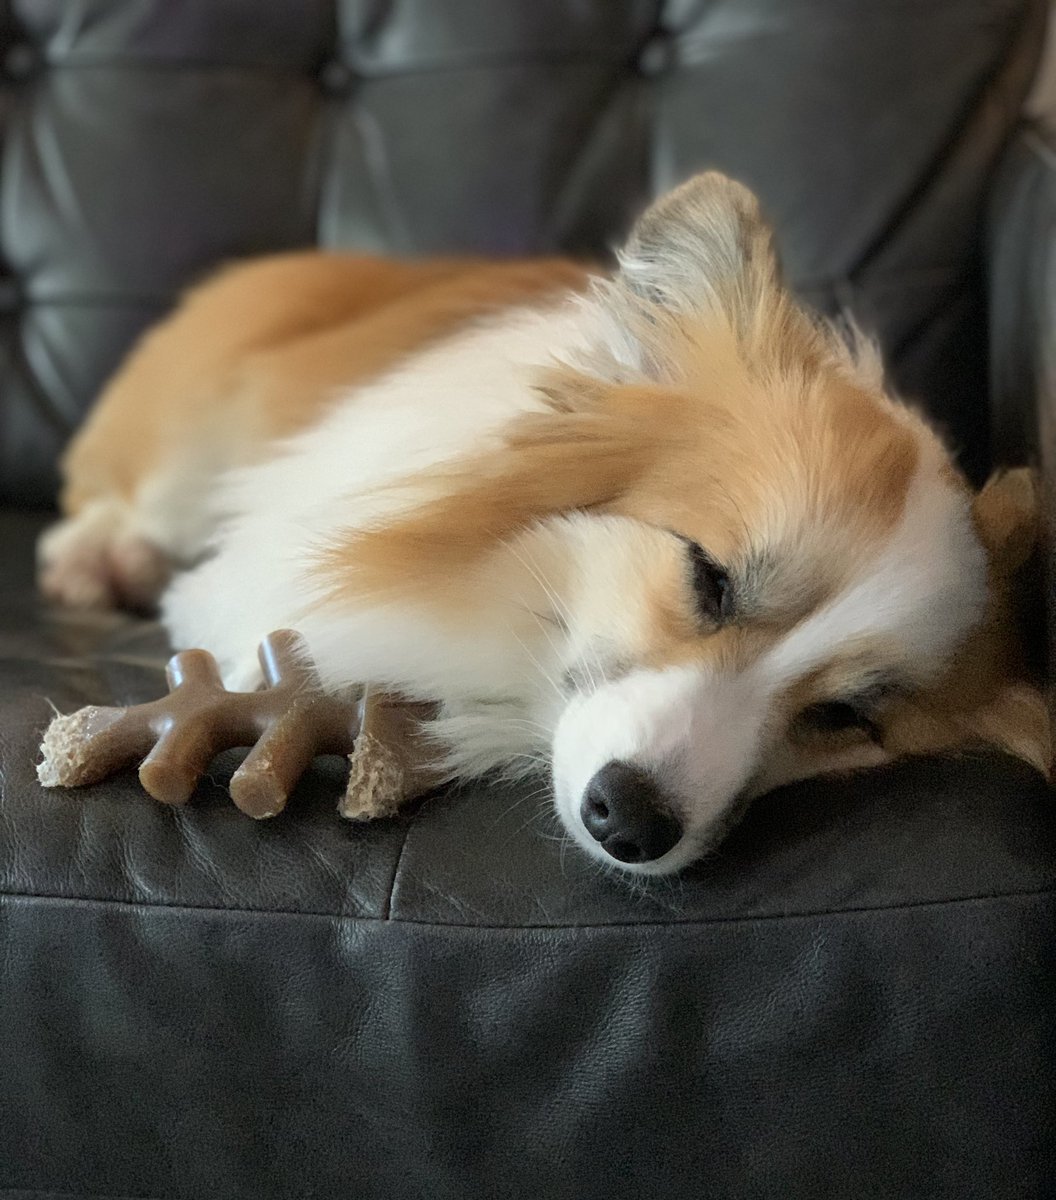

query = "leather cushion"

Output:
[[3, 508, 1055, 1198]]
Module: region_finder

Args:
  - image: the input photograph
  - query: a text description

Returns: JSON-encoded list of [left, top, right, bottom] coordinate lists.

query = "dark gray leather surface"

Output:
[[2, 2, 1055, 1197], [3, 508, 1056, 1199], [5, 889, 1053, 1200]]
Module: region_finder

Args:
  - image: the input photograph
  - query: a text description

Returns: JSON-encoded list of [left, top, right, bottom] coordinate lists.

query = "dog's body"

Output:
[[39, 174, 1049, 874]]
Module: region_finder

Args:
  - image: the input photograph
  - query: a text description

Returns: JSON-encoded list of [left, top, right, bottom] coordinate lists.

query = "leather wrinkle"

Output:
[[381, 810, 415, 922]]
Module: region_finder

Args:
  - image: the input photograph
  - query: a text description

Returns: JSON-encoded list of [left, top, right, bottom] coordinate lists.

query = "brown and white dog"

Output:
[[38, 173, 1049, 874]]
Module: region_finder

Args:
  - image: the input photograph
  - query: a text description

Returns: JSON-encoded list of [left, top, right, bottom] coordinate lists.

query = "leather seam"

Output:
[[1, 883, 1053, 931]]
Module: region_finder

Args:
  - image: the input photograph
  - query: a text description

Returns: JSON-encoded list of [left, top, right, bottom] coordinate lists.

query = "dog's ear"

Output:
[[972, 466, 1039, 576], [958, 681, 1052, 779], [972, 465, 1047, 694], [615, 171, 782, 323], [577, 173, 795, 383], [892, 679, 1053, 779]]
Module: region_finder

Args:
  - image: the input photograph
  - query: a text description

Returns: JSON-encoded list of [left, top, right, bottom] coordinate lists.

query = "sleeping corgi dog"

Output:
[[38, 172, 1049, 874]]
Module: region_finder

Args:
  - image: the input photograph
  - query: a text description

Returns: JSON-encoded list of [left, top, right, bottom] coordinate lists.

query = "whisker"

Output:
[[518, 604, 568, 670], [502, 538, 623, 705], [580, 633, 611, 697], [487, 717, 553, 736], [503, 624, 566, 703], [504, 539, 605, 698], [488, 786, 550, 832], [504, 539, 574, 628], [498, 794, 557, 849]]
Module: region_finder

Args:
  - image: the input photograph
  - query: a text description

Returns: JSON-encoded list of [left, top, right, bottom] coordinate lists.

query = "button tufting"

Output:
[[3, 42, 39, 80], [319, 60, 354, 96], [638, 34, 676, 77]]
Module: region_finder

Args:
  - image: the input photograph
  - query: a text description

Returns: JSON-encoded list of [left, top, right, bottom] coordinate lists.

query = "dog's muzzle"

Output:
[[580, 760, 683, 864]]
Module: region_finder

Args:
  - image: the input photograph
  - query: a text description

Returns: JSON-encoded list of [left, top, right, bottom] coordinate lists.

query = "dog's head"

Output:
[[533, 174, 1051, 871], [540, 463, 1047, 873], [319, 172, 1051, 873]]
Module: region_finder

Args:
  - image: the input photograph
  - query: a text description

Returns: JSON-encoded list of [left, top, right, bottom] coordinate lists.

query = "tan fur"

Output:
[[61, 253, 590, 514], [316, 327, 919, 620]]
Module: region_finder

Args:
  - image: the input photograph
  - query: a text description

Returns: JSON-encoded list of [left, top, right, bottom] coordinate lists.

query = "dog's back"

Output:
[[40, 251, 588, 609]]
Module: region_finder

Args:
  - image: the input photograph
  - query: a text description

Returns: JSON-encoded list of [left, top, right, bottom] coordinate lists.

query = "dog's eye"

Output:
[[798, 701, 880, 742], [684, 540, 730, 624]]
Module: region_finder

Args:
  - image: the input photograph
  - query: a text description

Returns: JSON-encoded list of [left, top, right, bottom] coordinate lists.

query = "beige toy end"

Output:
[[339, 687, 446, 821], [37, 706, 128, 788], [341, 732, 411, 821]]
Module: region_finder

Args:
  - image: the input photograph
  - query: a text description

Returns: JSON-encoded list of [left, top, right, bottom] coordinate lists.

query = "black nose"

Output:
[[580, 761, 683, 864]]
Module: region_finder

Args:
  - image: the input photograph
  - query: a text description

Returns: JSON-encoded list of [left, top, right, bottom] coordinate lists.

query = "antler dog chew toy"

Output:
[[37, 629, 443, 820]]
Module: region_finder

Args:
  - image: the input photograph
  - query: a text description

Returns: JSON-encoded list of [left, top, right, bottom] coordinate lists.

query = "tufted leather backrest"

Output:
[[0, 0, 1045, 505]]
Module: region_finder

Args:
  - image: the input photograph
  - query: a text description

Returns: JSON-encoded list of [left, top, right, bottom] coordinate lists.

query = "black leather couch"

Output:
[[1, 4, 1054, 1198]]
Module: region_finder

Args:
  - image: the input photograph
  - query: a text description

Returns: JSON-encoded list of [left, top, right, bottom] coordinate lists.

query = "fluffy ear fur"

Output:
[[576, 172, 815, 385], [967, 681, 1052, 777], [961, 466, 1051, 776], [617, 171, 782, 323], [972, 466, 1039, 576]]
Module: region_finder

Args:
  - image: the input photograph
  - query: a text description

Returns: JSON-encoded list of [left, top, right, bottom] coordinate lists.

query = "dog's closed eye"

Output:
[[796, 700, 881, 743], [682, 538, 731, 625]]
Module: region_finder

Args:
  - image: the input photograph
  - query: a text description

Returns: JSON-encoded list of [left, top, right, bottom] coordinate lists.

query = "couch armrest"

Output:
[[987, 121, 1056, 685]]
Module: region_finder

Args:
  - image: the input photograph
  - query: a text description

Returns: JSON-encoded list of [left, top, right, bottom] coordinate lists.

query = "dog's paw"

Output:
[[37, 502, 170, 613]]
